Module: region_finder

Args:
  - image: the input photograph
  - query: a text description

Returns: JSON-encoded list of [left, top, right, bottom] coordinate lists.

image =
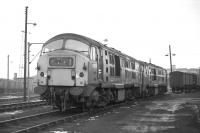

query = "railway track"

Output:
[[0, 101, 135, 133], [0, 109, 60, 133], [0, 96, 40, 104], [0, 100, 47, 112]]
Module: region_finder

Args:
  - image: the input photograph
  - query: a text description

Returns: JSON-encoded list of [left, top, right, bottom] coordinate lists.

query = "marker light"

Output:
[[71, 70, 76, 80]]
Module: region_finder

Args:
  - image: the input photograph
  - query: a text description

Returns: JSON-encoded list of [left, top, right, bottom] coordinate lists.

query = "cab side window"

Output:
[[109, 53, 114, 64], [153, 68, 157, 80], [125, 60, 129, 68], [131, 62, 135, 69], [90, 46, 97, 61]]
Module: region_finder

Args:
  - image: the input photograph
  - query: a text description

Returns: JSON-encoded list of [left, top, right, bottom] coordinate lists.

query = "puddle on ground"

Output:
[[50, 128, 81, 133], [88, 115, 99, 121], [113, 111, 120, 114], [120, 99, 197, 132], [0, 110, 23, 116], [142, 112, 191, 117], [132, 115, 175, 122], [0, 95, 22, 99], [131, 104, 137, 107], [104, 110, 120, 115], [146, 100, 185, 113], [120, 106, 131, 109], [186, 104, 199, 112], [178, 98, 200, 102], [186, 104, 200, 123], [122, 125, 175, 133], [50, 131, 81, 133], [30, 99, 42, 102], [106, 111, 112, 114]]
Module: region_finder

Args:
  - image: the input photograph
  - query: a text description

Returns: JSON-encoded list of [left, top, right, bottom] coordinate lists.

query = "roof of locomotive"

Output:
[[43, 33, 136, 59], [44, 33, 166, 70], [44, 33, 101, 47]]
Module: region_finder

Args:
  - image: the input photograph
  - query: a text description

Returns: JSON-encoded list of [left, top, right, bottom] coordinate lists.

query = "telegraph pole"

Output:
[[166, 45, 175, 73], [7, 55, 10, 93], [24, 6, 28, 101], [169, 45, 172, 73], [23, 6, 37, 101], [27, 43, 31, 102], [7, 55, 9, 80]]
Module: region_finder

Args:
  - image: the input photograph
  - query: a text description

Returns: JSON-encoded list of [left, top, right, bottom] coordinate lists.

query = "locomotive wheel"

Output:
[[98, 95, 109, 107], [85, 90, 99, 108], [81, 102, 87, 112], [54, 95, 62, 110], [86, 89, 111, 108]]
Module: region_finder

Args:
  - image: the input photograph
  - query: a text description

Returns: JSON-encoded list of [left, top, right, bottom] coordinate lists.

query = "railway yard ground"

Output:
[[40, 91, 200, 133], [0, 91, 200, 133]]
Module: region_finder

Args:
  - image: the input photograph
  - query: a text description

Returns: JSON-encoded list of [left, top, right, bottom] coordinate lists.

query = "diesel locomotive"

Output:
[[34, 33, 168, 111]]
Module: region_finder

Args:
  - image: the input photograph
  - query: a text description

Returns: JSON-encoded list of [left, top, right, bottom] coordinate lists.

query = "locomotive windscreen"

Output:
[[42, 39, 63, 54], [64, 39, 89, 56]]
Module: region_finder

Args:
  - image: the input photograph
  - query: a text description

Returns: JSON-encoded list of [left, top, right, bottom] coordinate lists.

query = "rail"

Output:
[[0, 96, 40, 104], [0, 101, 136, 133], [0, 100, 47, 112]]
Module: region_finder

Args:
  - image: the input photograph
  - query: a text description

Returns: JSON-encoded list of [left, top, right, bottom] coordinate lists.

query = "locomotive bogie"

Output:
[[117, 89, 126, 101]]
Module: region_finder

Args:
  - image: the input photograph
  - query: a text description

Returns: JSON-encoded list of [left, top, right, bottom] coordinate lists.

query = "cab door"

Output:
[[97, 47, 103, 81], [88, 46, 98, 84], [121, 59, 125, 82]]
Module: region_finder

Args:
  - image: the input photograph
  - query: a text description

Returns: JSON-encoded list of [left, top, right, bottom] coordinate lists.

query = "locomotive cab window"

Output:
[[42, 39, 63, 54], [64, 39, 89, 56], [115, 55, 120, 76], [105, 50, 107, 55], [131, 62, 135, 69], [121, 59, 125, 67], [153, 68, 157, 80], [109, 53, 115, 64], [125, 60, 129, 68]]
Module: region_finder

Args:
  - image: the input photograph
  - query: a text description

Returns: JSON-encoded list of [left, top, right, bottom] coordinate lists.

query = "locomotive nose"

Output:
[[46, 55, 88, 87], [47, 56, 76, 86]]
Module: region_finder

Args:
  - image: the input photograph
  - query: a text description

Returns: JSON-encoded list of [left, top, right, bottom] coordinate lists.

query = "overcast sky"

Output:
[[0, 0, 199, 79]]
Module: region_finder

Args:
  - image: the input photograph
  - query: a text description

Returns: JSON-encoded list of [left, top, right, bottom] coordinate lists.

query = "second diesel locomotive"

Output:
[[34, 33, 168, 111]]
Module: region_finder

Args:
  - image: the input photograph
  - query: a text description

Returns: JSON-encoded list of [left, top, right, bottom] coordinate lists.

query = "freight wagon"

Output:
[[170, 71, 199, 93]]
